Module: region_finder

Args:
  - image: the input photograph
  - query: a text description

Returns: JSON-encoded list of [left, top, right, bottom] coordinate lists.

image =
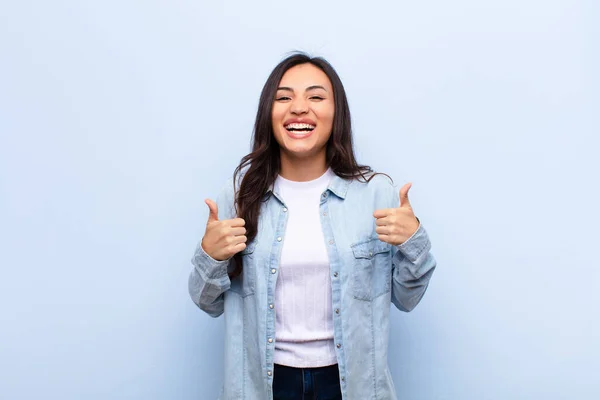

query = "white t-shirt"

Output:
[[272, 166, 338, 368]]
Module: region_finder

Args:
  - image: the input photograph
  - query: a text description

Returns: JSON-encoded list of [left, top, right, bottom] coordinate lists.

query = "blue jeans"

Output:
[[272, 363, 343, 400]]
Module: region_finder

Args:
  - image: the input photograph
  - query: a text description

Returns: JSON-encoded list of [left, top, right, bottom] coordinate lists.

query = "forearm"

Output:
[[390, 224, 437, 312], [188, 242, 231, 318]]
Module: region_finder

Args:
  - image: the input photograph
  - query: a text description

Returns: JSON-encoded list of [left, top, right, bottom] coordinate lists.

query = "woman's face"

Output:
[[271, 63, 335, 162]]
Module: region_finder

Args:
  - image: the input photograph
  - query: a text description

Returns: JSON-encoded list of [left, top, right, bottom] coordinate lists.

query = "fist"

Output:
[[373, 183, 420, 246], [201, 198, 247, 261]]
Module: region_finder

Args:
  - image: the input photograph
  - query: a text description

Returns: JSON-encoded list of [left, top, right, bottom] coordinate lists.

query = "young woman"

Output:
[[189, 53, 437, 400]]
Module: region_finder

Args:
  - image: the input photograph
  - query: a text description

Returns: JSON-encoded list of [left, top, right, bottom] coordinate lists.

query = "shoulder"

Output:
[[218, 168, 247, 199], [217, 176, 235, 200], [370, 172, 395, 188], [215, 171, 245, 220], [349, 172, 399, 208], [351, 172, 395, 192]]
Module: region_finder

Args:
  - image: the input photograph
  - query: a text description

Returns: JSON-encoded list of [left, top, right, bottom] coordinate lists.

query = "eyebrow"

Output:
[[276, 85, 328, 92]]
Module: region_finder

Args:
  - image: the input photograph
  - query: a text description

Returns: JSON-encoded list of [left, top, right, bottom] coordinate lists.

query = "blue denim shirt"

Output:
[[189, 171, 437, 400]]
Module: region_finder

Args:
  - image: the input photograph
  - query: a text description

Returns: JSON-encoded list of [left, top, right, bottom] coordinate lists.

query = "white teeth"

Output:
[[285, 123, 315, 130]]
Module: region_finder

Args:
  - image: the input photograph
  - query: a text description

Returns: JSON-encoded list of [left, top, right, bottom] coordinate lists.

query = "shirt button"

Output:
[[269, 304, 274, 309], [333, 272, 338, 278], [369, 251, 373, 257], [341, 377, 345, 382], [322, 193, 327, 198], [322, 212, 327, 216], [267, 371, 272, 376], [268, 338, 273, 343], [277, 237, 282, 242], [336, 343, 341, 349], [271, 268, 277, 274], [282, 207, 287, 212], [328, 239, 334, 245], [335, 308, 340, 314]]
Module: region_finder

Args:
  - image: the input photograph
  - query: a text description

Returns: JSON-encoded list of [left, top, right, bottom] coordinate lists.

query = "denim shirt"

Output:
[[188, 171, 437, 400]]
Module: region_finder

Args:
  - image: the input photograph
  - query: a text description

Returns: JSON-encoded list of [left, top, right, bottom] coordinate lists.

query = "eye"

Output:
[[275, 96, 291, 101], [309, 96, 325, 101]]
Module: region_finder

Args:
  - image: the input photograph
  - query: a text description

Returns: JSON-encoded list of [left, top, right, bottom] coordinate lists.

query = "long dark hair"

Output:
[[230, 52, 391, 278]]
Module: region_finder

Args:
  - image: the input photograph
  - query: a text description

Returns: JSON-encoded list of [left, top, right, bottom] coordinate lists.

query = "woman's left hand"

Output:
[[373, 183, 420, 246]]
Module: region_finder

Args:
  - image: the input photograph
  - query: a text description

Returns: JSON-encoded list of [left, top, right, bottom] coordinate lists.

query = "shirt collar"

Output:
[[264, 171, 351, 201]]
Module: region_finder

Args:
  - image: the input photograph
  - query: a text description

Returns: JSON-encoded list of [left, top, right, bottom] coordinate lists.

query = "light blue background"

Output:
[[1, 1, 598, 399]]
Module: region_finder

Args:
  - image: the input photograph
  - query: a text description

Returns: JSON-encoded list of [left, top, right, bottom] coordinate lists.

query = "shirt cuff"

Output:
[[396, 223, 431, 263], [195, 243, 231, 280]]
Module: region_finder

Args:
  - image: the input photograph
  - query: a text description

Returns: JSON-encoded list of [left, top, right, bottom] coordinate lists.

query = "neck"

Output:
[[279, 151, 328, 182]]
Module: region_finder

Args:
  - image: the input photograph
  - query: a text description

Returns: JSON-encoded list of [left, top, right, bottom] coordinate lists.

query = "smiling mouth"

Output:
[[284, 123, 316, 133]]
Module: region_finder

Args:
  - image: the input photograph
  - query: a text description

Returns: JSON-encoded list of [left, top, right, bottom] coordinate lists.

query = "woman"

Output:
[[189, 53, 437, 400]]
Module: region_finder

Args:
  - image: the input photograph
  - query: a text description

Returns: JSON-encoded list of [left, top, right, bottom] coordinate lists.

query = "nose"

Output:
[[290, 98, 309, 115]]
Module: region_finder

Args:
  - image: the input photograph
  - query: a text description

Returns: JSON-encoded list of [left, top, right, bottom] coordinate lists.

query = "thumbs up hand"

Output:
[[373, 183, 420, 246], [201, 198, 247, 261]]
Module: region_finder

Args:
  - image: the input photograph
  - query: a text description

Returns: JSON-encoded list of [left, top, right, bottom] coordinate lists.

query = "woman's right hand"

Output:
[[201, 198, 247, 261]]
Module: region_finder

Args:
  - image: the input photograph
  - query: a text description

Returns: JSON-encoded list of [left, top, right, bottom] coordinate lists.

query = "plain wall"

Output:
[[1, 1, 598, 399]]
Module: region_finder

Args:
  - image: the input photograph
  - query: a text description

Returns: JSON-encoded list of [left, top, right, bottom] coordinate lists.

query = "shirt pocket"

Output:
[[228, 241, 257, 298], [350, 237, 392, 301]]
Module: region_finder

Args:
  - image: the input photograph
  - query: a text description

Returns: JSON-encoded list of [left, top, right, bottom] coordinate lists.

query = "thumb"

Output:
[[205, 199, 219, 223], [399, 183, 413, 209]]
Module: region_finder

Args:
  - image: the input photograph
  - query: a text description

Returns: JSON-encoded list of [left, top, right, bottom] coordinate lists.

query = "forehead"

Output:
[[278, 63, 332, 90]]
